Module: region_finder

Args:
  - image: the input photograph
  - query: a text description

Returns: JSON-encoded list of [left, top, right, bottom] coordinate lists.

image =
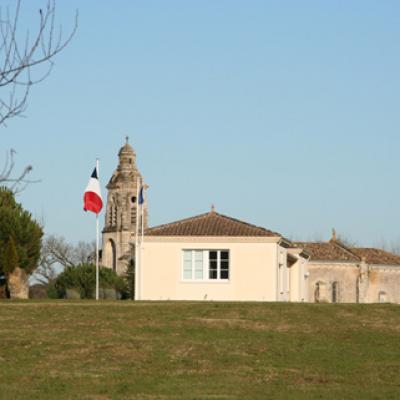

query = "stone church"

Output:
[[101, 140, 400, 303], [101, 139, 148, 275]]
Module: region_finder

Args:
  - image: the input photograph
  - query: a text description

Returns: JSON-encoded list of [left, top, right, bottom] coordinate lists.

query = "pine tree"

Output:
[[0, 188, 43, 277], [3, 237, 18, 274]]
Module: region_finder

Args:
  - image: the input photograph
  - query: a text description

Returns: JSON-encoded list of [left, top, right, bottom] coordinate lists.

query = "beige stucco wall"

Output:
[[289, 258, 308, 302], [139, 237, 284, 301], [307, 263, 359, 303]]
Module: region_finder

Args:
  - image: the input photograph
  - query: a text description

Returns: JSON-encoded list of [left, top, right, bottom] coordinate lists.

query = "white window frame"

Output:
[[181, 249, 230, 282]]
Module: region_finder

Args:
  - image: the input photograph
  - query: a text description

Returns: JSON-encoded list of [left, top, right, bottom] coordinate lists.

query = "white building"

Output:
[[137, 209, 309, 302]]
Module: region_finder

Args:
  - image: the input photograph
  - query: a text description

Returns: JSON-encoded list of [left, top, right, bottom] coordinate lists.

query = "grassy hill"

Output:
[[0, 301, 399, 399]]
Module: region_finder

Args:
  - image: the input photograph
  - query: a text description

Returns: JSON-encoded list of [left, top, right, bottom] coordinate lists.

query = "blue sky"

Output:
[[2, 0, 400, 247]]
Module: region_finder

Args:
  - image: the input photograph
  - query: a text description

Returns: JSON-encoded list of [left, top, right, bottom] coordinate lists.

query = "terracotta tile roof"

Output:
[[296, 240, 400, 266], [295, 240, 360, 262], [145, 211, 281, 237], [352, 248, 400, 266]]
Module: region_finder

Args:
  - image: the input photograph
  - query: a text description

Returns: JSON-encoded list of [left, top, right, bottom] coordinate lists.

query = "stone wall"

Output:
[[308, 262, 400, 304], [307, 263, 359, 303], [365, 266, 400, 304]]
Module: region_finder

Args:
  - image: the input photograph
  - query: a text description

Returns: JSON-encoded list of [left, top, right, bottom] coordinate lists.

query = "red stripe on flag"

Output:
[[84, 191, 103, 214]]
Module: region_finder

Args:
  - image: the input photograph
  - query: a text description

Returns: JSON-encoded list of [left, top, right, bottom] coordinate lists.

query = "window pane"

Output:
[[195, 269, 203, 280], [194, 251, 203, 280], [183, 269, 192, 280], [183, 251, 192, 261], [194, 251, 203, 261], [209, 269, 218, 279], [209, 251, 217, 260], [183, 251, 192, 280], [209, 260, 217, 269], [221, 251, 229, 260], [221, 260, 229, 269], [220, 269, 229, 279]]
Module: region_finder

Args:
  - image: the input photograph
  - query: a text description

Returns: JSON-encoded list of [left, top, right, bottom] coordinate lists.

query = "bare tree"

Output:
[[0, 0, 77, 192], [35, 235, 95, 285], [337, 235, 358, 248], [35, 248, 58, 286], [374, 238, 400, 255]]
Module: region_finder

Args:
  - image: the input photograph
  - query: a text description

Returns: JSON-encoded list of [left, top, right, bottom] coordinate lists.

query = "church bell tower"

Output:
[[102, 138, 148, 275]]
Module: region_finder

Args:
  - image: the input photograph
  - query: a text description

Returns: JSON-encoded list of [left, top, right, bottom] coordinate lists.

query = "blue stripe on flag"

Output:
[[138, 187, 144, 205]]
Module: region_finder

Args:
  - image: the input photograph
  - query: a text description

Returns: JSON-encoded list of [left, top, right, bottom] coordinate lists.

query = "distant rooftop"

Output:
[[295, 240, 359, 262], [296, 238, 400, 266], [352, 248, 400, 266]]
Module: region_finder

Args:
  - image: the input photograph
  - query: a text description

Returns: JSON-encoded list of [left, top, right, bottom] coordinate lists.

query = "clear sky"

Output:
[[3, 0, 400, 248]]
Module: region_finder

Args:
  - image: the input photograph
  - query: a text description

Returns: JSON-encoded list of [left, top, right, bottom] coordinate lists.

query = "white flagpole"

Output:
[[134, 176, 140, 300], [141, 188, 144, 244], [95, 158, 100, 301], [139, 185, 145, 301]]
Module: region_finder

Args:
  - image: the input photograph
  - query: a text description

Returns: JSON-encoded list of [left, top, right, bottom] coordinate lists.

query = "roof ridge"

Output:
[[330, 239, 361, 261]]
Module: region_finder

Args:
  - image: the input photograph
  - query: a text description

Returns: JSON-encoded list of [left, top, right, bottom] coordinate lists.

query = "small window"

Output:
[[379, 291, 388, 303], [131, 196, 136, 203], [332, 282, 338, 303], [315, 281, 326, 303], [131, 209, 136, 224], [315, 282, 320, 302], [112, 205, 117, 225]]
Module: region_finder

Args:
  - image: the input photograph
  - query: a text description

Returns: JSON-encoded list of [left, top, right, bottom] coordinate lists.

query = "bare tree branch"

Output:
[[0, 0, 78, 125], [0, 0, 77, 192], [0, 148, 40, 194]]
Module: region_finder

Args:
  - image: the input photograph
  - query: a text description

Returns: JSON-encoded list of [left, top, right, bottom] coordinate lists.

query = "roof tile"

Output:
[[145, 211, 280, 237], [295, 241, 360, 262], [352, 248, 400, 266], [296, 241, 400, 265]]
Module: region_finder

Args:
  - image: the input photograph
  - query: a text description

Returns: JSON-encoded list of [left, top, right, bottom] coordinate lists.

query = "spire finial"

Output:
[[125, 136, 129, 144], [211, 204, 215, 213], [332, 228, 337, 241]]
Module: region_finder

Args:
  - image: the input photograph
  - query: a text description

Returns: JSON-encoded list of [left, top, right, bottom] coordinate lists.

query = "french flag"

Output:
[[83, 167, 103, 214]]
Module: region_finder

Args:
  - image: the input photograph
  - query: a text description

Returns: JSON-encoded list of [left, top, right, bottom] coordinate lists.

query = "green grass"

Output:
[[0, 301, 399, 399]]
